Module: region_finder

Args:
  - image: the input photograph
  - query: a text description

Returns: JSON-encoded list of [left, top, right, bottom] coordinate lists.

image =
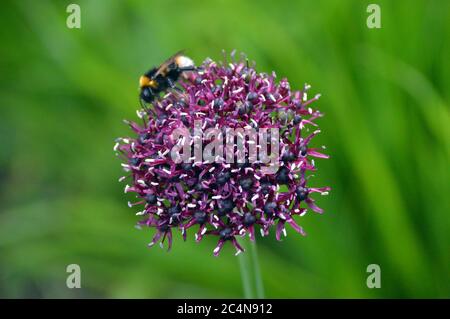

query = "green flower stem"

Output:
[[238, 248, 254, 298], [238, 238, 265, 299], [249, 239, 264, 298]]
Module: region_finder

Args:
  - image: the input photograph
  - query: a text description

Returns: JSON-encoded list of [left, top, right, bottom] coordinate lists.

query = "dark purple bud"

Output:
[[168, 205, 181, 216], [129, 157, 140, 166], [276, 166, 290, 184], [263, 202, 277, 216], [194, 211, 207, 224], [300, 145, 308, 156], [145, 194, 157, 204], [219, 228, 233, 240], [296, 186, 308, 201], [218, 199, 235, 215], [247, 92, 258, 101], [282, 151, 296, 162], [243, 213, 256, 226], [239, 177, 253, 190], [216, 171, 231, 185]]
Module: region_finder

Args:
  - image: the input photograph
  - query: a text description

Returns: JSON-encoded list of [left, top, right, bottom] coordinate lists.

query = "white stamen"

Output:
[[137, 179, 146, 186]]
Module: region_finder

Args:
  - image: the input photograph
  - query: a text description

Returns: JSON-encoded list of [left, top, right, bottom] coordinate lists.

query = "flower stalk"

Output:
[[238, 238, 264, 298]]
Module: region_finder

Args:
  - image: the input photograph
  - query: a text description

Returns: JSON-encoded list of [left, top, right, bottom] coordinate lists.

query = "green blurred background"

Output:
[[0, 0, 449, 298]]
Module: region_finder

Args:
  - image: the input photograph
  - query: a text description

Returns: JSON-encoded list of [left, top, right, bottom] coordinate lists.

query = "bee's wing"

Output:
[[153, 50, 185, 78]]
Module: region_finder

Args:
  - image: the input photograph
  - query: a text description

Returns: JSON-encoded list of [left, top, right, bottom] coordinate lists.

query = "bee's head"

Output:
[[140, 86, 154, 103]]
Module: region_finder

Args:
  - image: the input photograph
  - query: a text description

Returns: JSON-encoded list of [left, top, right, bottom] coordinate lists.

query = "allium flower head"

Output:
[[115, 51, 330, 256]]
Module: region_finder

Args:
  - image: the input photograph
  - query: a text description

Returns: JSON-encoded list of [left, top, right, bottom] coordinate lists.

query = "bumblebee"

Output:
[[139, 51, 196, 104]]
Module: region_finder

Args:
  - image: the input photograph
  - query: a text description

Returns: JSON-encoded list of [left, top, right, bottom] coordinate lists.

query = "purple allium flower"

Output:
[[115, 52, 330, 256]]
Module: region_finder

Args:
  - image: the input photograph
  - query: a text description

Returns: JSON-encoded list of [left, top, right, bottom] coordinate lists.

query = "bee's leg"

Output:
[[167, 77, 176, 88], [167, 78, 183, 93], [140, 98, 149, 112], [179, 66, 197, 72]]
